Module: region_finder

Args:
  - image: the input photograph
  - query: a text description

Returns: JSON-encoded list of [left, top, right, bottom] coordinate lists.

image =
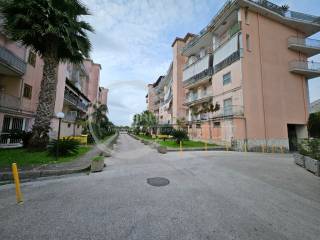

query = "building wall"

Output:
[[99, 87, 108, 105], [172, 40, 187, 124], [241, 8, 309, 148], [84, 60, 101, 103]]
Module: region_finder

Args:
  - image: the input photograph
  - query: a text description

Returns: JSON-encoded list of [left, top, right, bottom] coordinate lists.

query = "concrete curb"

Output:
[[0, 132, 119, 182]]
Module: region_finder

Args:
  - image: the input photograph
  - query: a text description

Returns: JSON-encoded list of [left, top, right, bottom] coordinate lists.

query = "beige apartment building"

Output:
[[182, 0, 320, 151], [0, 32, 108, 145]]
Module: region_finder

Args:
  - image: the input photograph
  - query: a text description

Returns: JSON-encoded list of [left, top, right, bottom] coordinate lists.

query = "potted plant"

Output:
[[157, 145, 167, 154], [304, 139, 320, 176], [91, 155, 105, 172], [294, 142, 307, 168]]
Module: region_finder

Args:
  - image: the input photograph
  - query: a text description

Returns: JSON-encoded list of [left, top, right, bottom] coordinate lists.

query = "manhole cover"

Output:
[[147, 177, 170, 187]]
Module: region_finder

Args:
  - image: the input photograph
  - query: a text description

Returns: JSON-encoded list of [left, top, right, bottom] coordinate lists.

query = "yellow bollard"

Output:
[[180, 141, 183, 152], [243, 143, 247, 152], [261, 145, 265, 153], [12, 163, 23, 204], [272, 145, 275, 154], [225, 143, 229, 151], [281, 146, 284, 154]]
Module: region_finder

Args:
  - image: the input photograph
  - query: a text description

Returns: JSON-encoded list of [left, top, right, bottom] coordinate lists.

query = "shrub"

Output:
[[159, 125, 174, 135], [298, 139, 320, 160], [48, 138, 80, 156], [172, 129, 189, 144]]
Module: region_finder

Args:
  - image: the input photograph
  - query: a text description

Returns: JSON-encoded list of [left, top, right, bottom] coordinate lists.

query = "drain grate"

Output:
[[147, 177, 170, 187]]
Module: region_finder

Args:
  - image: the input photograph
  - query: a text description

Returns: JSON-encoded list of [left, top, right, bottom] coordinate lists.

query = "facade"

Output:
[[146, 33, 195, 126], [0, 32, 107, 144], [181, 0, 320, 151]]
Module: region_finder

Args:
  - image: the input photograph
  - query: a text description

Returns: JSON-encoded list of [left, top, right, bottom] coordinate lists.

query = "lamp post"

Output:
[[56, 112, 65, 160]]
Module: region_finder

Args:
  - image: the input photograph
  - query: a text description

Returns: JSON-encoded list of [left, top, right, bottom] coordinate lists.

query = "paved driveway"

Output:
[[0, 134, 319, 240]]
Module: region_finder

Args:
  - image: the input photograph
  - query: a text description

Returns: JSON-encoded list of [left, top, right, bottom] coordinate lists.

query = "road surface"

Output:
[[0, 134, 320, 240]]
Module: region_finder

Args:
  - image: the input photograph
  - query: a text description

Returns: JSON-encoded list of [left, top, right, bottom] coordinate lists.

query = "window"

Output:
[[68, 123, 71, 128], [28, 51, 36, 67], [23, 84, 32, 99], [223, 98, 233, 116], [214, 122, 221, 128], [196, 124, 201, 128], [246, 34, 251, 51], [223, 72, 231, 85], [245, 8, 249, 24]]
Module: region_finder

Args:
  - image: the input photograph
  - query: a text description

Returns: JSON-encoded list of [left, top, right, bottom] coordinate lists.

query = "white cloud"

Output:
[[85, 0, 320, 125]]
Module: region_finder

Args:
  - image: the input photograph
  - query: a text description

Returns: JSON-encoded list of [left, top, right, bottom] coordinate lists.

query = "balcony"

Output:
[[64, 89, 89, 112], [183, 54, 213, 88], [211, 105, 244, 119], [288, 37, 320, 57], [0, 46, 27, 76], [289, 60, 320, 79], [0, 93, 20, 110], [185, 90, 213, 106]]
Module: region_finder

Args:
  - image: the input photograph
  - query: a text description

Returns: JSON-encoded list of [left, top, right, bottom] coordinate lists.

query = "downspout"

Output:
[[257, 13, 268, 146]]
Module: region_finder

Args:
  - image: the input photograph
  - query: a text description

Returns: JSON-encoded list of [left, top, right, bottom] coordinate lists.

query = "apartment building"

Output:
[[147, 33, 195, 126], [0, 32, 107, 144], [182, 0, 320, 151], [0, 32, 43, 142]]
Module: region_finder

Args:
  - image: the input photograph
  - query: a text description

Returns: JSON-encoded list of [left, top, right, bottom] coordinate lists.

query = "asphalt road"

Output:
[[0, 134, 320, 240]]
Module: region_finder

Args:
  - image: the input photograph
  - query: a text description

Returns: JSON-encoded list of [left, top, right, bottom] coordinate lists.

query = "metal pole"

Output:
[[12, 163, 23, 203], [56, 118, 61, 160]]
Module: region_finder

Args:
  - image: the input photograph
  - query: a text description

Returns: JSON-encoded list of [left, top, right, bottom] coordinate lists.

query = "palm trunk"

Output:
[[29, 57, 58, 150]]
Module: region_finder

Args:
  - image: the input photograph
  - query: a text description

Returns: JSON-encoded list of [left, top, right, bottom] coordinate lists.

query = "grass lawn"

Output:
[[0, 146, 91, 169], [158, 140, 218, 148], [137, 134, 154, 140]]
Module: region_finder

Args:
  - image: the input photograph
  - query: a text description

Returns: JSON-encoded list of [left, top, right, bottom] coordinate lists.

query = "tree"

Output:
[[0, 0, 94, 149], [308, 112, 320, 138]]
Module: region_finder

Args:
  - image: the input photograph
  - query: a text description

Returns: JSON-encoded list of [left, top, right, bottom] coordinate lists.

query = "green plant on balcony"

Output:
[[0, 0, 94, 150]]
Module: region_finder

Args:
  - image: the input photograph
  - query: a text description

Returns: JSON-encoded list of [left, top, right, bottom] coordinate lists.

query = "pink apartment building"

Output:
[[0, 32, 107, 145], [147, 34, 195, 126], [182, 0, 320, 151]]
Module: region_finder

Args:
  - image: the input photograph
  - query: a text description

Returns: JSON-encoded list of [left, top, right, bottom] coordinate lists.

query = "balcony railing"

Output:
[[289, 60, 320, 78], [288, 37, 320, 49], [248, 0, 320, 24], [211, 105, 244, 119], [288, 37, 320, 57], [183, 54, 212, 81], [0, 46, 27, 75], [185, 91, 213, 105], [0, 93, 20, 110], [64, 90, 88, 112]]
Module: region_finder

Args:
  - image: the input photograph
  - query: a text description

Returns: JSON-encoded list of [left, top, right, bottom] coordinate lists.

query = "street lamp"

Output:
[[56, 112, 65, 160]]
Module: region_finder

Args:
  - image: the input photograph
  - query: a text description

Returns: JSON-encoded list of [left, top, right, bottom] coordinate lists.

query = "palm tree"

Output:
[[0, 0, 94, 149], [92, 104, 109, 125]]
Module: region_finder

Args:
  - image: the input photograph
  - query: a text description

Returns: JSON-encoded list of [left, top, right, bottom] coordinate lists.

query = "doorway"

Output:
[[287, 124, 298, 152]]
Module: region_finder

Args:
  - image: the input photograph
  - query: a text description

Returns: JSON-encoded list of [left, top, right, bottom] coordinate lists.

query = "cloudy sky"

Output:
[[85, 0, 320, 126]]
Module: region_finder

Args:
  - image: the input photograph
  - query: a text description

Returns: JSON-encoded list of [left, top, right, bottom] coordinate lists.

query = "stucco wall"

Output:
[[241, 8, 309, 142]]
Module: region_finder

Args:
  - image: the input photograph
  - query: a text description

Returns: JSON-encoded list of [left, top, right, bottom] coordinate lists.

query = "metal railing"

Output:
[[249, 0, 320, 24], [185, 91, 213, 104], [0, 93, 20, 110], [0, 132, 22, 145], [211, 105, 244, 119], [0, 46, 27, 75], [289, 60, 320, 72], [288, 37, 320, 49], [64, 90, 88, 112]]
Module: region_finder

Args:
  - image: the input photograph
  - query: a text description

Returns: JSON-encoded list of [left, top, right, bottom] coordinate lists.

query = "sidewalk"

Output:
[[0, 133, 119, 182]]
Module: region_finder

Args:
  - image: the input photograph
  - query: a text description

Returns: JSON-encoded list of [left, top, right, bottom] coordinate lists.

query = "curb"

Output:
[[0, 132, 119, 182]]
